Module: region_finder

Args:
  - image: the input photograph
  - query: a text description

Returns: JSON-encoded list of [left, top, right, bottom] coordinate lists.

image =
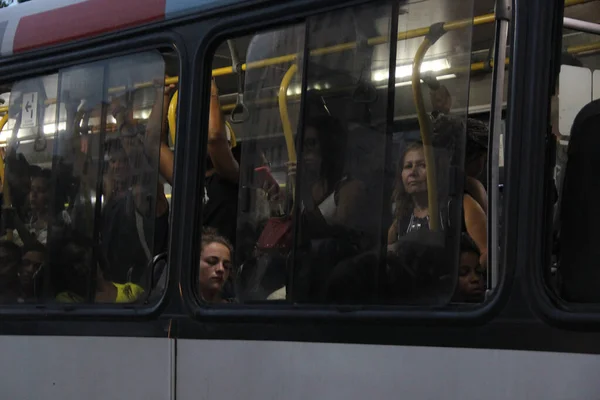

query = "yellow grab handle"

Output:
[[278, 64, 298, 163], [0, 113, 8, 185], [168, 89, 178, 145], [412, 37, 439, 232]]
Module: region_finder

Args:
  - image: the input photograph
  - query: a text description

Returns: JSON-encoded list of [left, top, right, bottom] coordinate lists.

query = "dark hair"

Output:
[[465, 118, 489, 160], [431, 115, 465, 158], [50, 236, 105, 299], [0, 240, 21, 262], [304, 115, 347, 190], [30, 168, 52, 182], [104, 139, 126, 159], [460, 233, 480, 257], [392, 116, 465, 223], [392, 141, 425, 222], [201, 227, 233, 257]]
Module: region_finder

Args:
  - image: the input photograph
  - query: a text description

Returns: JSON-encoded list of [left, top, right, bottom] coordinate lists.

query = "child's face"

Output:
[[458, 251, 485, 302]]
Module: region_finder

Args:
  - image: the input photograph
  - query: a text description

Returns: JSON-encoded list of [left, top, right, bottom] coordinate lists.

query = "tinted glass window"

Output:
[[199, 0, 486, 307], [0, 51, 174, 305]]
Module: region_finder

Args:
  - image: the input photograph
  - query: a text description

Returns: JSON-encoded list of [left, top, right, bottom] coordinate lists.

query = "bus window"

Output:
[[0, 50, 177, 306], [199, 0, 488, 307]]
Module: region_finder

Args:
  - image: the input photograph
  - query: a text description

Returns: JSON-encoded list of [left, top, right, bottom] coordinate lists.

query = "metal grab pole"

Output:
[[563, 17, 600, 34], [487, 0, 511, 293]]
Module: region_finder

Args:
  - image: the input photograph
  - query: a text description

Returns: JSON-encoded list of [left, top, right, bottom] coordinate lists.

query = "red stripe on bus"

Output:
[[13, 0, 166, 53]]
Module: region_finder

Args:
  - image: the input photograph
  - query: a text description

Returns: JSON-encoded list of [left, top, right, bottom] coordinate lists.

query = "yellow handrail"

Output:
[[412, 37, 440, 232], [0, 1, 593, 136], [168, 89, 178, 145], [0, 1, 591, 118], [278, 64, 298, 208], [0, 113, 8, 186], [278, 64, 298, 164], [210, 0, 587, 77]]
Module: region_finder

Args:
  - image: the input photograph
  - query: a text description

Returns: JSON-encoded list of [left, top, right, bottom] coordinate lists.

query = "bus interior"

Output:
[[0, 0, 599, 308]]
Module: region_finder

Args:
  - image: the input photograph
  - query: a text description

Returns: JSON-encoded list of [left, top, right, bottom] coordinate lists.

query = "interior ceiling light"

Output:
[[372, 58, 451, 82], [394, 73, 457, 88]]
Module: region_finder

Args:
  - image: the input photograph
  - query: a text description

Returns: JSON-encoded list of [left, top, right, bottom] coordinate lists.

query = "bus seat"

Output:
[[559, 99, 600, 302]]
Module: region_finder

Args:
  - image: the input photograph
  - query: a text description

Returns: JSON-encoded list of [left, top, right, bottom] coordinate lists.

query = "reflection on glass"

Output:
[[0, 51, 169, 305], [214, 0, 480, 306]]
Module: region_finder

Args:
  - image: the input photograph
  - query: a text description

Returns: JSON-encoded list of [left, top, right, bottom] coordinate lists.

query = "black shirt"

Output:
[[101, 192, 169, 285], [202, 173, 238, 245]]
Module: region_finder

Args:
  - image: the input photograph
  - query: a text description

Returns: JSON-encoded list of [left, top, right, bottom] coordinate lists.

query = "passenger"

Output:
[[558, 98, 600, 302], [198, 227, 234, 303], [100, 137, 169, 285], [424, 77, 452, 117], [18, 241, 46, 302], [2, 149, 33, 220], [464, 119, 489, 214], [386, 229, 451, 304], [387, 140, 487, 266], [423, 78, 489, 214], [287, 115, 366, 234], [155, 79, 239, 245], [260, 115, 367, 301], [55, 239, 144, 304], [0, 240, 21, 301], [553, 54, 584, 234], [453, 234, 486, 303], [7, 168, 71, 247]]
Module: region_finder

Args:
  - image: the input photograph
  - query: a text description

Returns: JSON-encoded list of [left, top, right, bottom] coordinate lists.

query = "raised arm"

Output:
[[145, 79, 175, 186], [208, 80, 239, 183], [463, 193, 488, 268]]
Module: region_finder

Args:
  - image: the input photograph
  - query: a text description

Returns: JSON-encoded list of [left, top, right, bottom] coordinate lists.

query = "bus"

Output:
[[0, 0, 600, 398]]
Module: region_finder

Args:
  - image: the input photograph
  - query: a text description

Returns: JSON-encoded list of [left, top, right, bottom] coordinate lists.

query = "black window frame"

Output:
[[521, 0, 600, 328], [0, 30, 186, 320], [182, 0, 516, 325]]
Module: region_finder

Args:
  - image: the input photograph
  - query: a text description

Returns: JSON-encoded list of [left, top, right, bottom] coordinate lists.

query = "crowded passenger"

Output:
[[18, 241, 46, 302], [293, 116, 366, 234], [388, 118, 488, 268], [2, 147, 34, 221], [198, 227, 234, 303], [251, 115, 368, 301], [0, 240, 21, 301], [155, 78, 239, 246], [453, 233, 486, 303], [100, 100, 169, 286], [54, 238, 144, 303], [6, 168, 71, 247], [425, 78, 490, 214], [464, 119, 489, 214]]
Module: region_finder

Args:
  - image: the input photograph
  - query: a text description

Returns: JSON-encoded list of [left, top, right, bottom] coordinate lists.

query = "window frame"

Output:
[[0, 31, 186, 320], [512, 0, 600, 327], [183, 0, 516, 324]]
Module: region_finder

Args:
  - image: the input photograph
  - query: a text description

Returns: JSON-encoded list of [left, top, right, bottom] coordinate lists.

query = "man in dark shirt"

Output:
[[156, 79, 239, 245]]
